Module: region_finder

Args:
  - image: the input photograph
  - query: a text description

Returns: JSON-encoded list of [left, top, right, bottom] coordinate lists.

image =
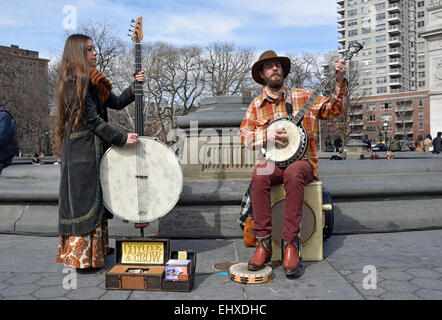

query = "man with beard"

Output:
[[239, 50, 348, 277]]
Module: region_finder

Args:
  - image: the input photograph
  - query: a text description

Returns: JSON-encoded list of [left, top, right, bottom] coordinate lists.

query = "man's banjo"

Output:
[[262, 41, 363, 168]]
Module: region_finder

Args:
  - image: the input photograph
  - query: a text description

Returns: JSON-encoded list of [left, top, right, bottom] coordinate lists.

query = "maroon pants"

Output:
[[251, 159, 314, 243]]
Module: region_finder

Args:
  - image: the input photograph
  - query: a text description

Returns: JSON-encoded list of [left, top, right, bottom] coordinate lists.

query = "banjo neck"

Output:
[[134, 40, 144, 136], [291, 41, 363, 125], [291, 71, 336, 125]]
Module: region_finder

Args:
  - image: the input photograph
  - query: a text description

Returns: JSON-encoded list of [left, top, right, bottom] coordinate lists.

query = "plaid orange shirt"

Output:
[[239, 81, 348, 178]]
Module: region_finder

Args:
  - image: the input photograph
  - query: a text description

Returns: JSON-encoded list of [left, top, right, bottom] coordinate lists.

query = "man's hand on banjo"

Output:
[[267, 128, 288, 148], [335, 59, 346, 83]]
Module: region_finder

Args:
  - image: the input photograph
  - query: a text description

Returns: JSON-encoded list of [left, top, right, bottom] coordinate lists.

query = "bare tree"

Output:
[[75, 21, 125, 74], [203, 42, 255, 97], [285, 53, 323, 91], [320, 55, 363, 147], [175, 46, 206, 116], [0, 50, 50, 155]]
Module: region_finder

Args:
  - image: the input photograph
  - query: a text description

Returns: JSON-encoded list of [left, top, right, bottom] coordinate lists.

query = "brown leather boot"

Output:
[[282, 238, 302, 277], [248, 234, 272, 271]]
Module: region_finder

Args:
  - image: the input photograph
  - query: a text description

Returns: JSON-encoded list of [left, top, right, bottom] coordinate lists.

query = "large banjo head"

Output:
[[266, 118, 306, 164], [100, 137, 183, 223]]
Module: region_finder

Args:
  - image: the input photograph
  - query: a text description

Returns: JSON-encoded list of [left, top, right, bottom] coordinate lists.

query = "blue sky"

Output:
[[0, 0, 339, 61]]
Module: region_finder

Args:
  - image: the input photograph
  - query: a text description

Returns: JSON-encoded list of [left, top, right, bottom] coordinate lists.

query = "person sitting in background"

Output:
[[32, 153, 41, 165], [325, 136, 334, 152], [400, 136, 411, 152], [370, 151, 380, 160], [415, 135, 424, 152], [432, 132, 442, 154], [424, 134, 433, 152], [386, 149, 394, 160]]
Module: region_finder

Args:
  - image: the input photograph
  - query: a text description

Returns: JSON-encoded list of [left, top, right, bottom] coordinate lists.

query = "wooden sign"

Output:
[[121, 241, 165, 264]]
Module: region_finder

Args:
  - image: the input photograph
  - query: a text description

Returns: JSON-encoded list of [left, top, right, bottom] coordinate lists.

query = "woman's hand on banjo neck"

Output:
[[124, 70, 145, 146], [267, 128, 288, 148]]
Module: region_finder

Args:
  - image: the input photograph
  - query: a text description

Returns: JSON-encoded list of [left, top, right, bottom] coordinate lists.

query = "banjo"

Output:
[[262, 41, 363, 168], [100, 17, 183, 225]]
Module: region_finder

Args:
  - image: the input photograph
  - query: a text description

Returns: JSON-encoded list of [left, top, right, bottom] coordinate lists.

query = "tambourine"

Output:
[[229, 263, 272, 284]]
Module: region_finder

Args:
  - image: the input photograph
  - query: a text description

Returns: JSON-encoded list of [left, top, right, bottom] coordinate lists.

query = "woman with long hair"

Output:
[[415, 134, 424, 152], [55, 34, 145, 272]]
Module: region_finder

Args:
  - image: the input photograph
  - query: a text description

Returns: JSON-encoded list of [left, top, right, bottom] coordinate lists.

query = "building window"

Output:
[[348, 19, 358, 27], [363, 58, 372, 66], [362, 78, 372, 86], [418, 71, 425, 78], [348, 9, 358, 17], [376, 35, 386, 42], [381, 102, 392, 110], [418, 100, 423, 107], [376, 46, 386, 54], [366, 104, 376, 111], [367, 114, 376, 122], [376, 66, 387, 74], [361, 17, 371, 25], [376, 13, 386, 21], [363, 69, 372, 76], [417, 11, 425, 18], [418, 110, 424, 119], [418, 81, 426, 87], [381, 113, 392, 121], [376, 23, 386, 32], [362, 27, 371, 34], [418, 62, 425, 69], [349, 29, 358, 37], [419, 122, 424, 131], [362, 7, 371, 15], [377, 87, 387, 94], [367, 125, 377, 133], [377, 76, 387, 84], [362, 37, 372, 45], [375, 2, 385, 11], [418, 21, 425, 28], [376, 56, 386, 64]]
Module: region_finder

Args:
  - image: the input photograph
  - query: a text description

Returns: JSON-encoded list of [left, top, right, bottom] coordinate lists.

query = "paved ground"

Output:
[[0, 229, 441, 301]]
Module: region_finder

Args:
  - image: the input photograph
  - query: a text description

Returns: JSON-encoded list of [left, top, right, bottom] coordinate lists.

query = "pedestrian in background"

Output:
[[333, 135, 343, 152], [0, 108, 19, 174], [432, 132, 442, 154]]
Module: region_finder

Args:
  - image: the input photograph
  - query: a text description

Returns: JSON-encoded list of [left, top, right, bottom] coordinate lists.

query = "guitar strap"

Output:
[[286, 102, 293, 118]]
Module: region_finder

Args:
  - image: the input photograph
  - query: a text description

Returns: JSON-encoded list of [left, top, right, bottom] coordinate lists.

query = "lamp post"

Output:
[[44, 129, 49, 156], [383, 122, 388, 146]]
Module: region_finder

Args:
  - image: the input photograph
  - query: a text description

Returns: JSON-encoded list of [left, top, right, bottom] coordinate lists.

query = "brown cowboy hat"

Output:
[[251, 50, 291, 85]]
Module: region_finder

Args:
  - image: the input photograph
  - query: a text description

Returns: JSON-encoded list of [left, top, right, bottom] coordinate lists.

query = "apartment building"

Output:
[[337, 0, 429, 95], [319, 0, 435, 147]]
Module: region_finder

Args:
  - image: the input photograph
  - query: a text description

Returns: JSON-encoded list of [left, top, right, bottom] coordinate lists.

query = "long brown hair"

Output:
[[55, 34, 91, 154]]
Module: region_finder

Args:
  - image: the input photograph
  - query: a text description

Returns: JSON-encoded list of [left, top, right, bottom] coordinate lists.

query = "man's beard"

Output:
[[263, 72, 284, 89]]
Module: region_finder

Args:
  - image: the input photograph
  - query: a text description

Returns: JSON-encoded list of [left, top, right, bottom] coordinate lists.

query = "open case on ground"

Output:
[[105, 238, 196, 292]]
